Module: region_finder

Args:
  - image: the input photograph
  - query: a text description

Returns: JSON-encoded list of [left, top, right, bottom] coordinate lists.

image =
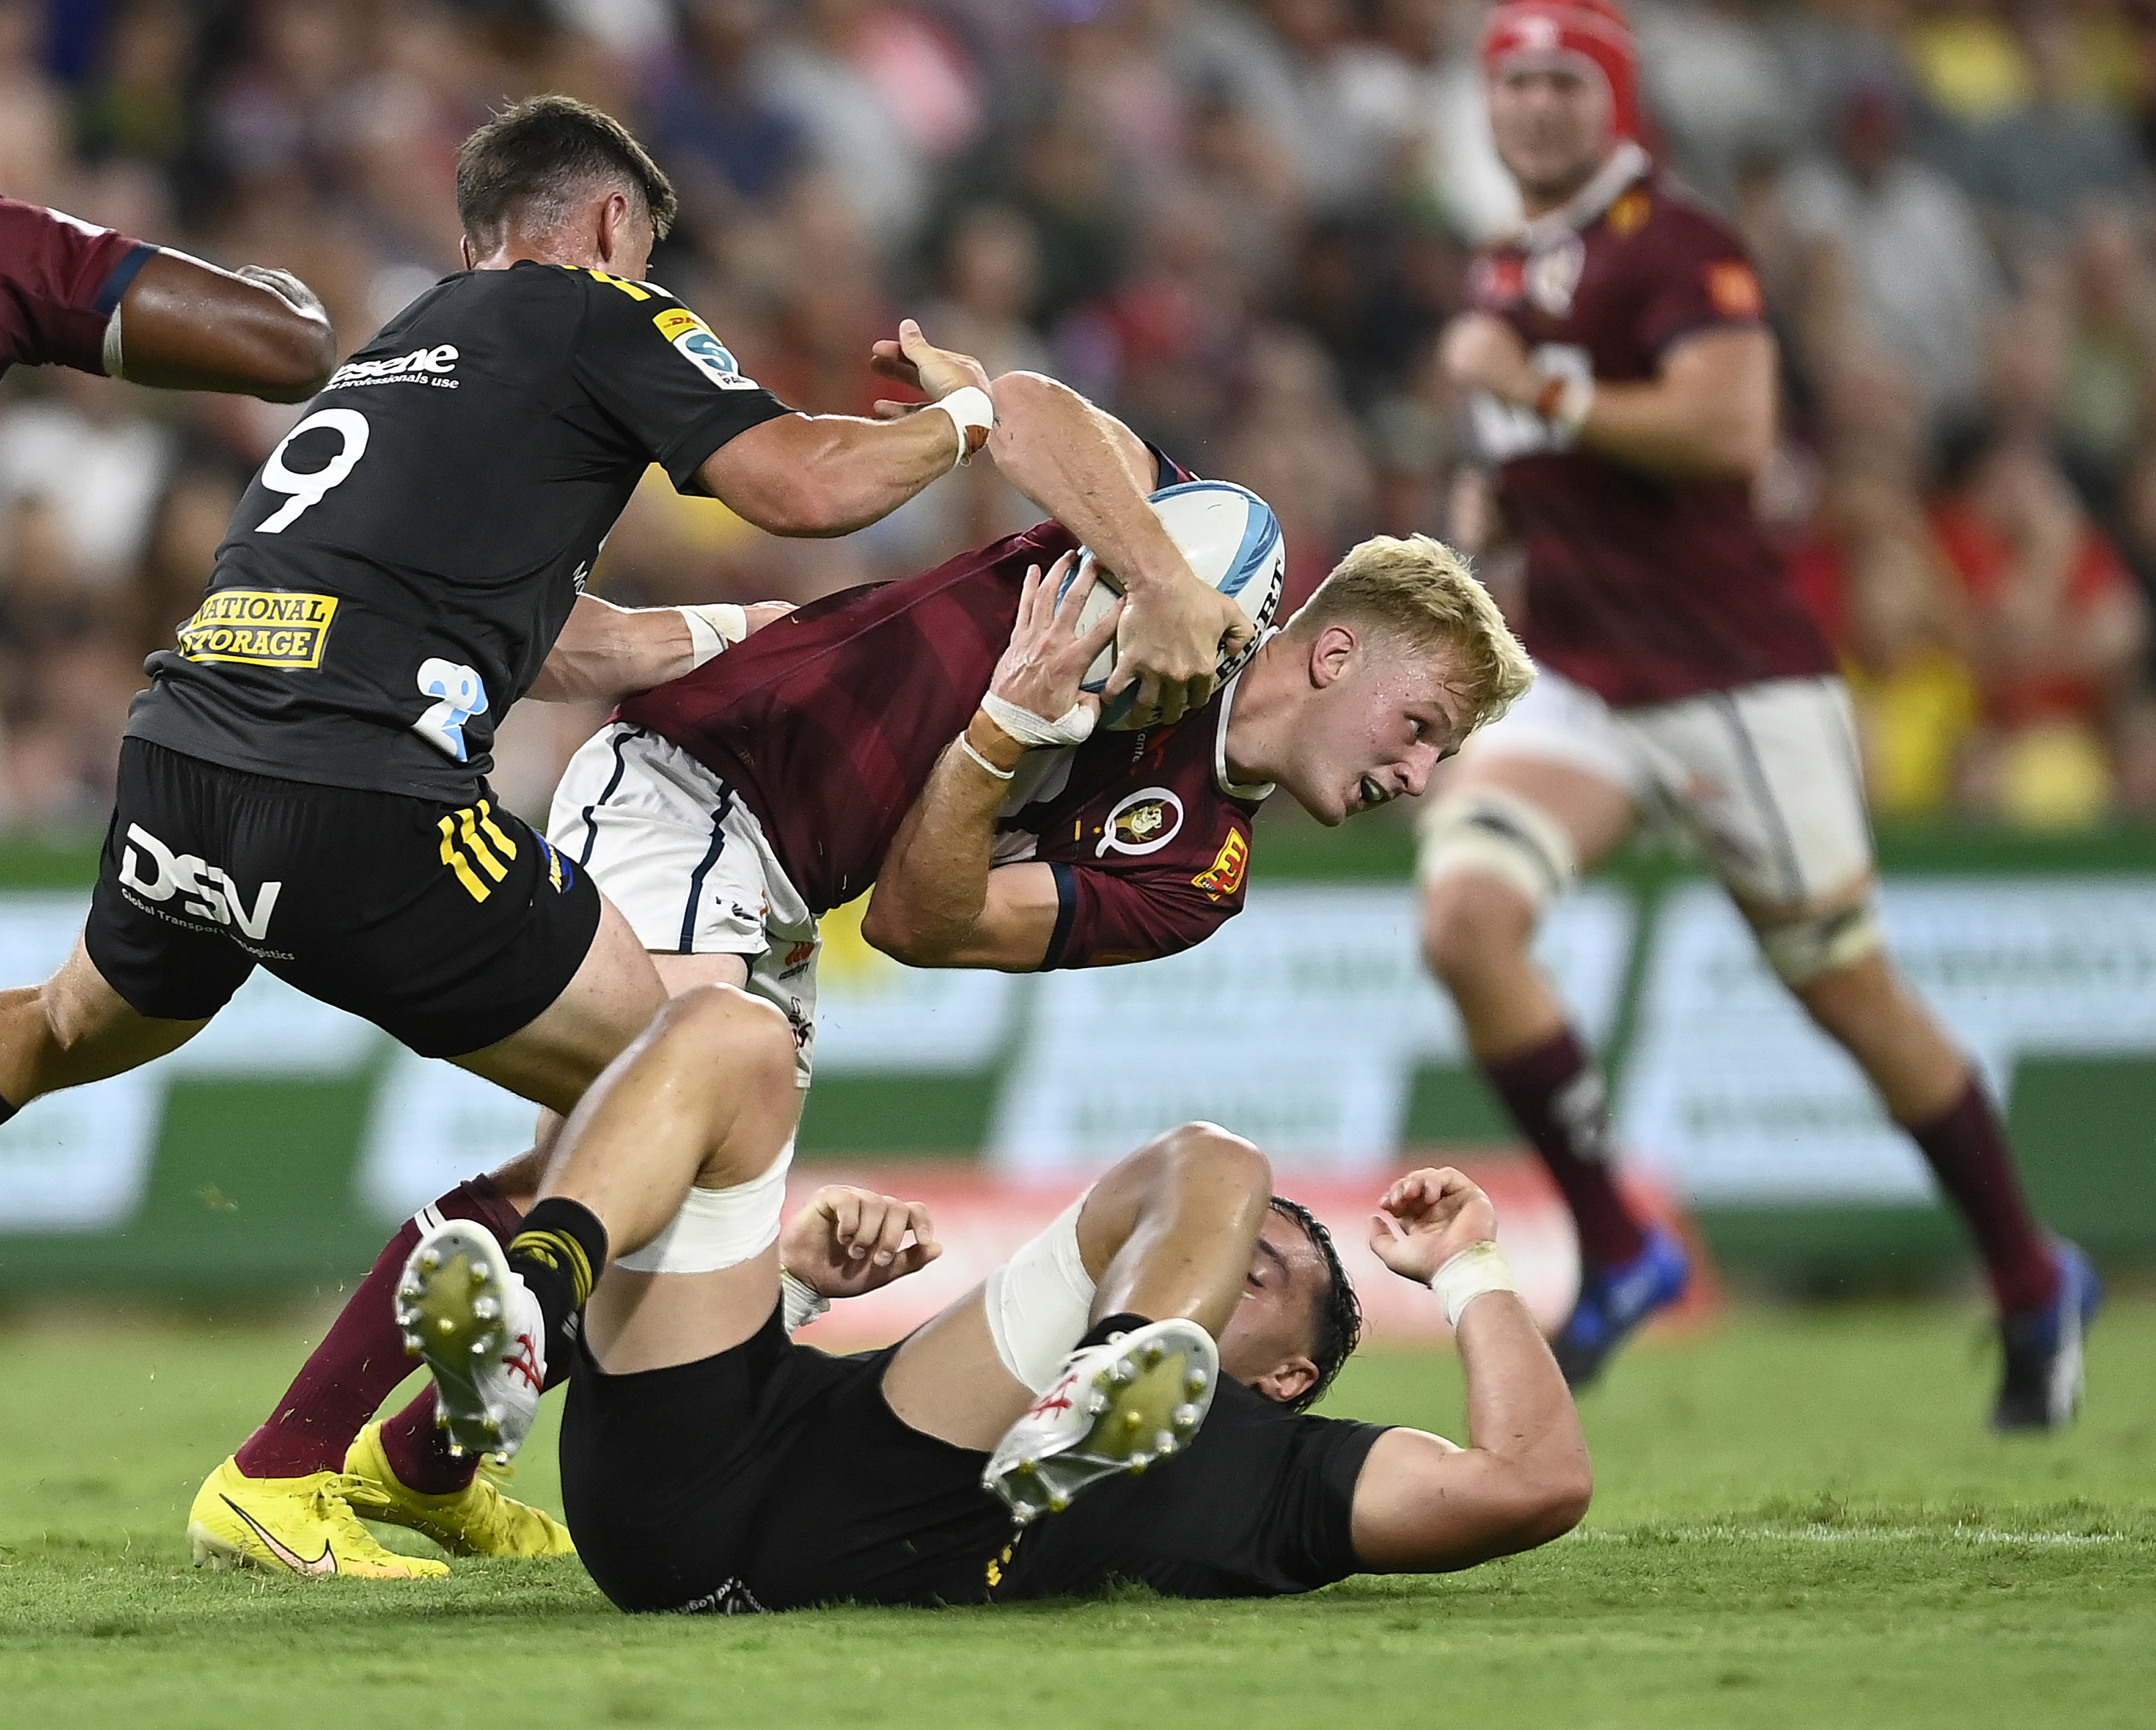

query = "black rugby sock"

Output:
[[1079, 1312, 1153, 1351], [507, 1197, 608, 1364]]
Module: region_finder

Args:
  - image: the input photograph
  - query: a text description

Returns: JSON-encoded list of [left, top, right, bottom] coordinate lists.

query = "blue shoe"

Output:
[[1992, 1240, 2102, 1431], [1550, 1227, 1691, 1388]]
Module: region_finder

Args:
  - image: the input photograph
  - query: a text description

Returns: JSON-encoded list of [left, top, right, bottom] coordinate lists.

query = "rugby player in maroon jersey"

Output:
[[1415, 0, 2095, 1428], [0, 195, 333, 398], [187, 361, 1533, 1577]]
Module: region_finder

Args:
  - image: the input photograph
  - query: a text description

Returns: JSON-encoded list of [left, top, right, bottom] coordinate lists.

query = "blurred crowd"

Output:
[[2, 0, 2155, 832]]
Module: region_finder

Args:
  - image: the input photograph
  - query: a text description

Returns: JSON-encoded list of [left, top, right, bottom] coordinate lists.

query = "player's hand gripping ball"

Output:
[[1060, 480, 1286, 730]]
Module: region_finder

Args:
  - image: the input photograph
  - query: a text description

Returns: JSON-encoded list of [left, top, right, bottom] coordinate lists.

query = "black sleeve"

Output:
[[1262, 1410, 1390, 1587], [569, 269, 794, 491]]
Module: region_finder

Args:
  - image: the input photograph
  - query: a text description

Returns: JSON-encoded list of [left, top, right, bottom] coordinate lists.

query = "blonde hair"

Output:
[[1286, 535, 1534, 732]]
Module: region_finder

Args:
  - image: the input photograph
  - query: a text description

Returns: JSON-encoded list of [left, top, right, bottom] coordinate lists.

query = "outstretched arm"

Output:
[[1347, 1168, 1593, 1572], [695, 320, 992, 537], [527, 595, 793, 703], [111, 249, 336, 402]]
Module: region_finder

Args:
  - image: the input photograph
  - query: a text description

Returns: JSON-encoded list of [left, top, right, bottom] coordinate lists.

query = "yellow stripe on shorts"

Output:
[[437, 815, 490, 902]]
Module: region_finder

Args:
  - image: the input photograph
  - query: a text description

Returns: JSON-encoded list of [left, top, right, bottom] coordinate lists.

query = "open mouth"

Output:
[[1357, 775, 1387, 809]]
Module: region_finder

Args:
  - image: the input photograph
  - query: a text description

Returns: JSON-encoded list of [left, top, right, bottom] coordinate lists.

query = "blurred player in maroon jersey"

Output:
[[187, 362, 1533, 1578], [0, 196, 333, 399], [1416, 0, 2096, 1431]]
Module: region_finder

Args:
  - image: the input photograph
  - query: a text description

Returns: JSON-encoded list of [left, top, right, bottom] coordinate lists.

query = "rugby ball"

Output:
[[1059, 479, 1286, 730]]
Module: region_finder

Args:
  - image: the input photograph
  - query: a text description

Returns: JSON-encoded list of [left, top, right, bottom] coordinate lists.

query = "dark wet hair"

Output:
[[456, 95, 678, 254], [1268, 1195, 1363, 1413]]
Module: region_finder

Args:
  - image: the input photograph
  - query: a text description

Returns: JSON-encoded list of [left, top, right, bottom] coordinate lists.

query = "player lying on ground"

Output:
[[1416, 0, 2097, 1427], [402, 984, 1589, 1611], [1, 192, 335, 400], [186, 366, 1534, 1576]]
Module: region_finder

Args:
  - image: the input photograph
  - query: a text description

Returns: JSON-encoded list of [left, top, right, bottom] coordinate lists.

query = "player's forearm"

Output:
[[113, 250, 336, 402], [715, 411, 965, 538], [1575, 379, 1772, 482], [1455, 1291, 1593, 1532], [986, 371, 1186, 592], [860, 713, 1022, 964], [528, 596, 694, 703]]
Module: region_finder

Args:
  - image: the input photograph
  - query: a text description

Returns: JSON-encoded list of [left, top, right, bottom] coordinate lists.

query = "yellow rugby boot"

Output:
[[187, 1455, 449, 1578], [343, 1421, 575, 1558]]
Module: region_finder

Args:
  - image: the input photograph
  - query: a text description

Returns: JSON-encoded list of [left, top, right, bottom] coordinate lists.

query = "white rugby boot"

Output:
[[984, 1318, 1218, 1525], [394, 1219, 546, 1461]]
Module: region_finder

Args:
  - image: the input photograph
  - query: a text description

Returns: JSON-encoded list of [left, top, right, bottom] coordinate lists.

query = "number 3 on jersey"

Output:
[[257, 408, 370, 533]]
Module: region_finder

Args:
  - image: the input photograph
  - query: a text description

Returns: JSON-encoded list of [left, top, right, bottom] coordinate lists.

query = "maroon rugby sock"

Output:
[[1904, 1078, 2060, 1314], [378, 1388, 478, 1496], [1482, 1027, 1648, 1269], [377, 1325, 578, 1497], [233, 1175, 524, 1481]]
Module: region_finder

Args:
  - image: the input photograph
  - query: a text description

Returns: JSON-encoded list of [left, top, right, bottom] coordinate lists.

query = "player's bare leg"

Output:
[[1418, 754, 1632, 1056], [204, 949, 754, 1572], [1417, 753, 1686, 1384], [447, 895, 671, 1115], [1750, 893, 2098, 1428], [878, 1123, 1271, 1517], [400, 981, 800, 1458], [0, 934, 208, 1115]]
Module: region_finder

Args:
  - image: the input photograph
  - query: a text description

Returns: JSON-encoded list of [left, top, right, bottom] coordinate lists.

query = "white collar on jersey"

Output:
[[1214, 640, 1276, 802], [1512, 140, 1651, 253]]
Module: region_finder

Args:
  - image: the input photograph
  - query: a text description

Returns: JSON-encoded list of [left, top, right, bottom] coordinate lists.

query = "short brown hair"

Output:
[[456, 95, 678, 254], [1287, 534, 1533, 732]]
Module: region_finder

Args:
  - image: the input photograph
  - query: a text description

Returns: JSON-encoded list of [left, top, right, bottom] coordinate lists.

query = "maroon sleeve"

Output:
[[1634, 208, 1767, 358], [1146, 443, 1201, 490], [1045, 859, 1244, 969], [0, 198, 156, 374]]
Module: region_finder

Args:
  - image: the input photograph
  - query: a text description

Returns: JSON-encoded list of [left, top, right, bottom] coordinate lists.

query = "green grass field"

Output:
[[2, 1298, 2152, 1729]]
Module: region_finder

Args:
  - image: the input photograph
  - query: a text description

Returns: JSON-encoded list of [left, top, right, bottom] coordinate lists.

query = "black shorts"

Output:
[[84, 738, 601, 1059], [559, 1306, 1008, 1614]]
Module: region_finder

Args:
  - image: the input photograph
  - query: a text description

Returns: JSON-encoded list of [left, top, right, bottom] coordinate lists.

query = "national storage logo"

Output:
[[177, 589, 340, 669]]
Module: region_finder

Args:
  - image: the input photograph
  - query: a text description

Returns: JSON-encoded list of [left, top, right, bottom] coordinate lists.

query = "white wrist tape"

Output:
[[979, 690, 1096, 749], [931, 384, 994, 471], [678, 603, 748, 670], [779, 1267, 830, 1335], [1543, 373, 1595, 448], [102, 304, 125, 380], [1430, 1241, 1517, 1328], [955, 731, 1015, 780]]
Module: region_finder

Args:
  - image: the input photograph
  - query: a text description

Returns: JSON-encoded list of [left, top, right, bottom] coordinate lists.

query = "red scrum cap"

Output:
[[1480, 0, 1640, 142]]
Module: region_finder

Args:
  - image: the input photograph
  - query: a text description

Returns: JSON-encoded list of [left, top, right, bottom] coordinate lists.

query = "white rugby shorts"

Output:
[[1461, 665, 1874, 908], [549, 721, 819, 1085]]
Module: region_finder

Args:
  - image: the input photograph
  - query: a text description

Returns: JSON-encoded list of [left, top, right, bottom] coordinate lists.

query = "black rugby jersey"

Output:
[[126, 261, 790, 801]]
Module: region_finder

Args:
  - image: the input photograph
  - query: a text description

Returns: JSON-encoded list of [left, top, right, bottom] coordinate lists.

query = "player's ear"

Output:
[[1307, 623, 1360, 690], [595, 188, 634, 269], [1250, 1354, 1321, 1406]]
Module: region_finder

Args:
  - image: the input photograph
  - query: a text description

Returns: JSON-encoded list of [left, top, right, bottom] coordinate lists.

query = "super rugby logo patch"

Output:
[[653, 307, 762, 390]]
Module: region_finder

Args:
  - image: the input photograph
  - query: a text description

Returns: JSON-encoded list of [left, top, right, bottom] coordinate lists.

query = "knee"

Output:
[[1419, 872, 1536, 987], [650, 985, 796, 1097], [1146, 1121, 1273, 1205]]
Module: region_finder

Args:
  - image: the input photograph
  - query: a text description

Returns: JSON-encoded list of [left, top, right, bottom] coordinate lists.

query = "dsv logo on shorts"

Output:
[[118, 823, 282, 939]]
